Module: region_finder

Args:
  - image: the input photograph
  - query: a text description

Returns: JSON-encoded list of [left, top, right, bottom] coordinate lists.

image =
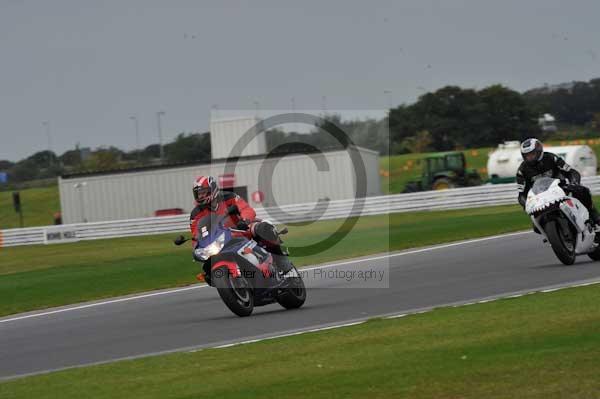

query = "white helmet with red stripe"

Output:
[[193, 176, 219, 206]]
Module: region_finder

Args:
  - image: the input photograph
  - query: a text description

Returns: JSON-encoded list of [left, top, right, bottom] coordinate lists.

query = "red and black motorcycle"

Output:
[[174, 208, 306, 317]]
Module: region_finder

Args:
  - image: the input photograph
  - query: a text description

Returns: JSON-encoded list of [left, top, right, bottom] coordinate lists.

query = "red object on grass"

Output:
[[154, 208, 184, 217]]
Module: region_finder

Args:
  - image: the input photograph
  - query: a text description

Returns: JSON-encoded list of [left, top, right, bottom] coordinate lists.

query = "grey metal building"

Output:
[[58, 146, 381, 223]]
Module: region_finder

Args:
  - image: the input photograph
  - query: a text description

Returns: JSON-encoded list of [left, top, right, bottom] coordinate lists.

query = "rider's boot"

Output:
[[271, 252, 294, 274], [589, 206, 600, 226]]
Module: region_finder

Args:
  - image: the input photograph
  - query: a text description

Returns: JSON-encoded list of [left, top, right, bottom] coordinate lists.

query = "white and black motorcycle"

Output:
[[526, 177, 600, 265]]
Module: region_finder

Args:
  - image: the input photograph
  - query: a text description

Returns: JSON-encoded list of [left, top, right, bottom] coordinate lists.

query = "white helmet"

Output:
[[521, 138, 544, 165]]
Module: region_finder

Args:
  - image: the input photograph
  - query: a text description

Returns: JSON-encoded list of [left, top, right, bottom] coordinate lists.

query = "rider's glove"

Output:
[[562, 183, 577, 193], [236, 219, 250, 231], [227, 205, 240, 216]]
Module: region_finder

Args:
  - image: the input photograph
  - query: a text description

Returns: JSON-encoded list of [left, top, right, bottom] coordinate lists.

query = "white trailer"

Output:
[[487, 141, 597, 181]]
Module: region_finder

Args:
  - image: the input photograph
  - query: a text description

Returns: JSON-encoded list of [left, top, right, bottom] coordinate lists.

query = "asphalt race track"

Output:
[[2, 231, 600, 381]]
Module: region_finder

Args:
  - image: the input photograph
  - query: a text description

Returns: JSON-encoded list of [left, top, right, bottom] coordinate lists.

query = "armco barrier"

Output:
[[3, 176, 600, 248]]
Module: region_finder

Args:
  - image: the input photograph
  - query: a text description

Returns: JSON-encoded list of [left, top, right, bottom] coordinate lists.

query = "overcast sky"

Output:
[[1, 0, 599, 161]]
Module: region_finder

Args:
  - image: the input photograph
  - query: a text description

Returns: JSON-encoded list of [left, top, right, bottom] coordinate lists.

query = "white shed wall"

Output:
[[355, 146, 382, 197], [59, 147, 381, 223], [210, 117, 267, 159]]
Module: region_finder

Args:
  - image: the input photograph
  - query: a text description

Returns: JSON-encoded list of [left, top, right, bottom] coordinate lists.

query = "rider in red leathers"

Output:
[[190, 176, 288, 283], [190, 176, 256, 244]]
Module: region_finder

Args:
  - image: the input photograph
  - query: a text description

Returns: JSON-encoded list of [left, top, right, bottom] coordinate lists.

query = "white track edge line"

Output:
[[210, 321, 367, 349], [0, 230, 531, 324], [0, 285, 205, 324], [205, 278, 600, 350]]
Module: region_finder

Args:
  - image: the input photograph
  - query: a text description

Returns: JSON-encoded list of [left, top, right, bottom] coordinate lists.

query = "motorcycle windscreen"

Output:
[[195, 213, 225, 244], [530, 177, 556, 195]]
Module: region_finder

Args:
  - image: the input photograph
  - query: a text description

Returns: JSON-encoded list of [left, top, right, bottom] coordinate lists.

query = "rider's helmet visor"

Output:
[[524, 151, 539, 162]]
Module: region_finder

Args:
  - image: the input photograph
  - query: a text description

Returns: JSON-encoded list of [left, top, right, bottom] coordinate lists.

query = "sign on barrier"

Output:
[[43, 226, 79, 245]]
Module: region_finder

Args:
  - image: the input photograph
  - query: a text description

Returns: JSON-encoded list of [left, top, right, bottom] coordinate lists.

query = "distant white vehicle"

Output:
[[538, 113, 557, 132], [487, 141, 597, 182]]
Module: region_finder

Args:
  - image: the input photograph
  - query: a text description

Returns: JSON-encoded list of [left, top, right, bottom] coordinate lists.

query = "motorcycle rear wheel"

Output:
[[587, 248, 600, 261], [587, 234, 600, 261], [545, 220, 576, 265], [277, 267, 306, 310]]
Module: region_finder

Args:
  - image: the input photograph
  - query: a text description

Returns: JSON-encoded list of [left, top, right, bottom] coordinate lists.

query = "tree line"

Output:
[[269, 78, 600, 155], [389, 84, 541, 153], [523, 78, 600, 127], [2, 77, 600, 187], [0, 132, 211, 187]]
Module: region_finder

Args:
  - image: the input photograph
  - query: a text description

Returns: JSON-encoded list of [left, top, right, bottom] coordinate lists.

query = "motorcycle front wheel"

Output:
[[545, 220, 576, 265], [213, 266, 254, 317]]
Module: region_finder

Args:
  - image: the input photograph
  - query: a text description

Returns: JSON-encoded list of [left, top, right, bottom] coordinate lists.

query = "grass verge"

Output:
[[1, 283, 599, 398], [0, 186, 60, 229], [0, 204, 531, 317]]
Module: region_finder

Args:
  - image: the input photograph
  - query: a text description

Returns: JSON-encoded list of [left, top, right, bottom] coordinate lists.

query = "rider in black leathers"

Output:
[[516, 138, 600, 224]]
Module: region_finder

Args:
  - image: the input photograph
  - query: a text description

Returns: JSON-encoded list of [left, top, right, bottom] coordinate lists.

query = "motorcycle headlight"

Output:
[[194, 233, 226, 261]]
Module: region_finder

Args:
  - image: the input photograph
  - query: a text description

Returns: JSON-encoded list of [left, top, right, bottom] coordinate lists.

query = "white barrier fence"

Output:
[[3, 176, 600, 248]]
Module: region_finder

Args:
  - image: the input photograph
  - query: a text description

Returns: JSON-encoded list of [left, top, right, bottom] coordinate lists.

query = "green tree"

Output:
[[141, 144, 161, 160], [400, 130, 433, 153], [165, 133, 211, 162], [81, 147, 123, 171], [27, 150, 58, 169], [390, 84, 540, 153], [59, 149, 82, 167], [8, 159, 39, 181], [523, 77, 600, 126], [7, 151, 63, 182], [0, 160, 14, 170], [477, 85, 539, 143], [592, 112, 600, 128]]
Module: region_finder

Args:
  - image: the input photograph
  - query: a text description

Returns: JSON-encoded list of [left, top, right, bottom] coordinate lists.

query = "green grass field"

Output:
[[0, 186, 60, 229], [1, 283, 598, 398], [0, 204, 532, 317]]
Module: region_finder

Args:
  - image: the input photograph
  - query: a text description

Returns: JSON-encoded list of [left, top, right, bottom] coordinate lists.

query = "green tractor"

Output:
[[402, 151, 482, 192]]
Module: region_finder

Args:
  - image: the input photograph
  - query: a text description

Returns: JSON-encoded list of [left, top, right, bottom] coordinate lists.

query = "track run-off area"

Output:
[[2, 230, 600, 381]]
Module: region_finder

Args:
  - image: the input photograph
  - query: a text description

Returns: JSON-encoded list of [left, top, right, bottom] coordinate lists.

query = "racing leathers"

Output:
[[189, 191, 256, 246], [516, 152, 599, 223], [189, 192, 290, 284]]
